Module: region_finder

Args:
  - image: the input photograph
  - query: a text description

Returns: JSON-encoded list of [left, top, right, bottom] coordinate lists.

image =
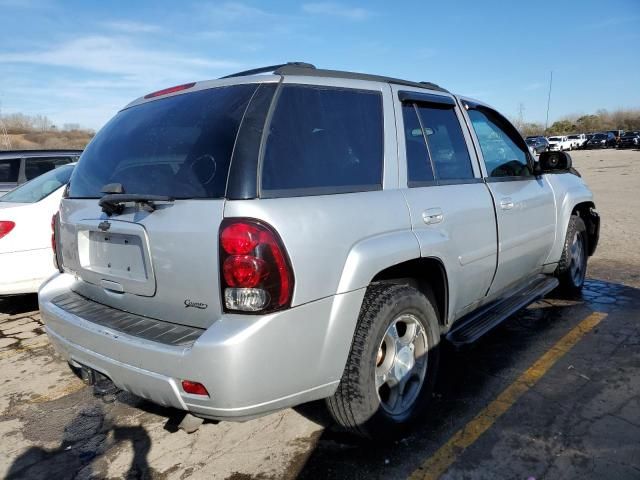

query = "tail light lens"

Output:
[[220, 219, 294, 313], [181, 380, 209, 396], [0, 221, 15, 240]]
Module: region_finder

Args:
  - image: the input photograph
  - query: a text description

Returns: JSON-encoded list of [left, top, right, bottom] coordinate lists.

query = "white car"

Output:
[[0, 163, 74, 295], [547, 136, 572, 151], [567, 134, 587, 149]]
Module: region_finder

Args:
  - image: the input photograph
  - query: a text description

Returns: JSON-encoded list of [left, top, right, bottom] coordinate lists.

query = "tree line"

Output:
[[513, 108, 640, 137], [1, 112, 93, 134]]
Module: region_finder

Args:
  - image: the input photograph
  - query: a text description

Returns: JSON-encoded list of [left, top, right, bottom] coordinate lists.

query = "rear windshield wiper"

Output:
[[99, 194, 174, 216]]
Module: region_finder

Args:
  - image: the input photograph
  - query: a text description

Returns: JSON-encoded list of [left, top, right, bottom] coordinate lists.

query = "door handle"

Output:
[[422, 208, 444, 225], [500, 198, 514, 210]]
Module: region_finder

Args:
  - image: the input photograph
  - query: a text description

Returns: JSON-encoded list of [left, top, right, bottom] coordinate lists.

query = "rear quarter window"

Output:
[[261, 85, 384, 197]]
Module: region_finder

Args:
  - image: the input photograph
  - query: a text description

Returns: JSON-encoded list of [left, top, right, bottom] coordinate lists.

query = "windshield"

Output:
[[593, 134, 607, 139], [525, 139, 536, 144], [568, 135, 579, 139], [1, 164, 74, 203], [68, 84, 260, 199]]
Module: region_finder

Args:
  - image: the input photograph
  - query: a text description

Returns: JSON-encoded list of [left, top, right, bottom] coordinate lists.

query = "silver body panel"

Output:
[[40, 73, 596, 420]]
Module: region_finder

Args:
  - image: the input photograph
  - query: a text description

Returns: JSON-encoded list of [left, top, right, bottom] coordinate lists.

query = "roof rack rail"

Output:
[[419, 81, 445, 90], [272, 64, 449, 93], [219, 62, 316, 79]]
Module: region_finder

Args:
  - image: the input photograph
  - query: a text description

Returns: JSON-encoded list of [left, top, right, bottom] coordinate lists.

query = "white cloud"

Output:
[[102, 20, 162, 34], [524, 82, 545, 91], [0, 36, 241, 85], [302, 2, 373, 21]]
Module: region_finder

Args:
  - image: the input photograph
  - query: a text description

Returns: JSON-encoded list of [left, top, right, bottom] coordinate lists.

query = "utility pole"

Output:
[[518, 103, 525, 128], [545, 71, 553, 133]]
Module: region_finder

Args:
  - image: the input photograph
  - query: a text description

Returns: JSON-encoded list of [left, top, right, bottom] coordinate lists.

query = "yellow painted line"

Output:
[[408, 311, 607, 480]]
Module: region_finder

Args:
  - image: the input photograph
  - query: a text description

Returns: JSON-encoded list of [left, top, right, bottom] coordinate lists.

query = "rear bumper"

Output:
[[39, 273, 365, 420], [0, 248, 55, 295]]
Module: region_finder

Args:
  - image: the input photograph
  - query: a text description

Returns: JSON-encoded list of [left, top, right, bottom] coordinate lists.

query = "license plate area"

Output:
[[86, 231, 147, 281], [76, 220, 156, 296]]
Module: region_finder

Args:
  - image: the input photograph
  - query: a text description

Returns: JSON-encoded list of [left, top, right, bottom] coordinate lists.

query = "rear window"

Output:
[[25, 156, 76, 180], [68, 84, 259, 199], [0, 159, 20, 183], [261, 85, 383, 197]]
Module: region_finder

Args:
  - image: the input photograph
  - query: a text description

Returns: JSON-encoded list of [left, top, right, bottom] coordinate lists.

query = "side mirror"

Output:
[[538, 151, 572, 173]]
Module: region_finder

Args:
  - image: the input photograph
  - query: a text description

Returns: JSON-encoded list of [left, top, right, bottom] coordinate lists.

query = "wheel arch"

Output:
[[371, 257, 449, 328], [571, 201, 599, 256]]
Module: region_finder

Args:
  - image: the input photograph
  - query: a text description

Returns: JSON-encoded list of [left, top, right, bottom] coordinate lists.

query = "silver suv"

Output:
[[39, 63, 600, 438]]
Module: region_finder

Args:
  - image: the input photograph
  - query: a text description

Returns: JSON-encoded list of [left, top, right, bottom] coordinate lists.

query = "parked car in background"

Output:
[[608, 130, 624, 146], [0, 150, 81, 195], [0, 163, 75, 295], [525, 136, 549, 154], [584, 132, 617, 149], [547, 135, 572, 151], [618, 131, 640, 149], [39, 62, 599, 439], [567, 134, 587, 149]]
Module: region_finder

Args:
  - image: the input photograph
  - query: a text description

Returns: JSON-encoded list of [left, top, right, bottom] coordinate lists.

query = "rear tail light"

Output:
[[0, 221, 15, 240], [219, 219, 294, 313]]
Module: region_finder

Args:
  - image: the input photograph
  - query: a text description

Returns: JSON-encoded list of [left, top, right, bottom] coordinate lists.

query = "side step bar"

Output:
[[446, 275, 559, 347]]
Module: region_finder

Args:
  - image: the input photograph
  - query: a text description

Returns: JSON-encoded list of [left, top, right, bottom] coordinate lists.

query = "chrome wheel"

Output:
[[375, 314, 428, 416], [569, 231, 586, 286]]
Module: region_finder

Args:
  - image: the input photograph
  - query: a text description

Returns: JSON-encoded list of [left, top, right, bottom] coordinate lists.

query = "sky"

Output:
[[1, 0, 639, 130]]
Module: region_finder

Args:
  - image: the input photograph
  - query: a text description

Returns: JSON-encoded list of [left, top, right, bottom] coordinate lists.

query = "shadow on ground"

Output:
[[5, 402, 152, 480], [0, 293, 38, 316]]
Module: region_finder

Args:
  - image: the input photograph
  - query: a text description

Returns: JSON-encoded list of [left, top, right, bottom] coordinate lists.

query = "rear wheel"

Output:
[[326, 283, 440, 439], [556, 215, 588, 294]]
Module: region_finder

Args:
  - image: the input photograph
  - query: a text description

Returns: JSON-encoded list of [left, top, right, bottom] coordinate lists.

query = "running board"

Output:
[[446, 275, 559, 347]]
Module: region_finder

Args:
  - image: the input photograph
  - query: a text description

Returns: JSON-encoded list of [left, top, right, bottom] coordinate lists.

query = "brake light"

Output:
[[220, 219, 294, 313], [144, 82, 196, 99], [0, 221, 15, 240]]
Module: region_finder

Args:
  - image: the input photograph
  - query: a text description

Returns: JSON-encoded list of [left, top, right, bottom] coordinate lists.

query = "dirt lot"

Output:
[[1, 148, 638, 479]]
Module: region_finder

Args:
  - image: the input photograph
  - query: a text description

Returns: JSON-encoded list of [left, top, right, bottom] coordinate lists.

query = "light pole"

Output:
[[545, 71, 553, 133]]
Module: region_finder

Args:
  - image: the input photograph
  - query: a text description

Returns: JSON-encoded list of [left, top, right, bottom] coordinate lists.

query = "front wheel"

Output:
[[556, 215, 588, 294], [326, 283, 440, 439]]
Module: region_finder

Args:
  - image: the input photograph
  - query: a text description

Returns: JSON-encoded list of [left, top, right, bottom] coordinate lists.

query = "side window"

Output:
[[261, 85, 383, 197], [402, 104, 435, 184], [0, 159, 20, 183], [25, 157, 74, 181], [468, 108, 532, 178], [415, 105, 474, 181]]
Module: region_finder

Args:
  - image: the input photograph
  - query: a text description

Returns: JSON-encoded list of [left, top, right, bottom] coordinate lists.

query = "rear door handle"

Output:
[[422, 208, 444, 225], [500, 198, 514, 210]]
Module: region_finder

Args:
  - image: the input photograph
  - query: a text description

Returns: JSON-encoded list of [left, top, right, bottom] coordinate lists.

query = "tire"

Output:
[[556, 215, 588, 294], [326, 283, 440, 439]]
